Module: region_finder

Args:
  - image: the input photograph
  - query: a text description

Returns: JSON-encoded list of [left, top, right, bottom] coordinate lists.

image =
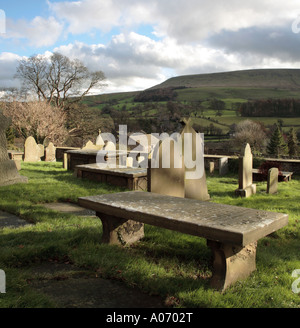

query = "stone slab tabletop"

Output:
[[79, 191, 288, 247], [75, 163, 147, 177], [66, 150, 127, 156]]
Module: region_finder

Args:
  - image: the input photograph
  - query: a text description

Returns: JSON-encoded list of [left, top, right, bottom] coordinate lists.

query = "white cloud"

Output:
[[2, 0, 300, 93], [48, 0, 300, 43], [5, 16, 64, 47], [51, 33, 246, 92]]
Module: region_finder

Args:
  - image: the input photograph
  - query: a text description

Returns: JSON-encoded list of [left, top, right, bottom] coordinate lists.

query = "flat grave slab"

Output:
[[75, 164, 147, 191], [65, 150, 128, 171]]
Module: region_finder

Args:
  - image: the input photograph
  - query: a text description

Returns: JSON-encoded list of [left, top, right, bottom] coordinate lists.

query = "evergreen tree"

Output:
[[267, 124, 288, 158], [287, 128, 299, 158]]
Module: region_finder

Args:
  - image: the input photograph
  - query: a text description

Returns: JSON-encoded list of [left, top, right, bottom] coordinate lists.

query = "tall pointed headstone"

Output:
[[0, 113, 28, 186], [180, 119, 210, 201], [235, 143, 256, 197]]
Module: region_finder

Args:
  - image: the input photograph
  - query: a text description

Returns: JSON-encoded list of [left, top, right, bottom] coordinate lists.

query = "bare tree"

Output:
[[233, 119, 267, 155], [3, 100, 68, 144], [15, 53, 106, 110]]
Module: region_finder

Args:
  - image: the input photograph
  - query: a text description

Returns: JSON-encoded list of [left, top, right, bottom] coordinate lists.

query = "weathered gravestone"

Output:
[[45, 142, 56, 162], [235, 143, 256, 198], [82, 140, 103, 151], [148, 120, 210, 201], [267, 167, 278, 194], [148, 136, 185, 197], [0, 113, 28, 186], [181, 120, 210, 201], [24, 137, 41, 162]]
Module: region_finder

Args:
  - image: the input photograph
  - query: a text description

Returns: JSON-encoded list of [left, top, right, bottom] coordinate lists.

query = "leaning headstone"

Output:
[[181, 120, 210, 201], [0, 113, 28, 186], [45, 142, 56, 162], [235, 143, 256, 198], [267, 168, 278, 194], [148, 136, 185, 197], [24, 137, 40, 162]]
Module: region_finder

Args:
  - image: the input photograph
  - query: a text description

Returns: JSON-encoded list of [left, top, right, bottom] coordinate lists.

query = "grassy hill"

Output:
[[74, 69, 300, 146], [149, 69, 300, 90]]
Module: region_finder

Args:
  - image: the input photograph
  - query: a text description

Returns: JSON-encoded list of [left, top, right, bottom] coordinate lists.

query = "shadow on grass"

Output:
[[0, 208, 299, 307], [0, 212, 213, 299]]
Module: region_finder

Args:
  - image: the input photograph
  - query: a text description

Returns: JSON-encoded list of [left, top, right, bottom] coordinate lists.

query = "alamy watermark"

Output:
[[0, 270, 5, 293], [0, 9, 6, 34], [96, 125, 205, 180]]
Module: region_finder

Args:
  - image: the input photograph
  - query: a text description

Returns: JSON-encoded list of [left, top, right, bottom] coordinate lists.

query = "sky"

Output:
[[1, 0, 300, 94]]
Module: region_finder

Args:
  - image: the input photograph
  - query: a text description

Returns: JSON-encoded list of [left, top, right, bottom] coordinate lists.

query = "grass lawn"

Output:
[[0, 162, 299, 308]]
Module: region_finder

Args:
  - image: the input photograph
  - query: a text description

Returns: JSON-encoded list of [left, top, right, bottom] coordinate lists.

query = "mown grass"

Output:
[[0, 162, 299, 308]]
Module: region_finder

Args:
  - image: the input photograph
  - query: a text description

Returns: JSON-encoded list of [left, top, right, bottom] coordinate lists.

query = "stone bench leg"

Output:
[[96, 212, 144, 246], [207, 240, 257, 291]]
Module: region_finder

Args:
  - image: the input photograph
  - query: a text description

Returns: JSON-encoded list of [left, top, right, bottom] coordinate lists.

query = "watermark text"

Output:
[[96, 125, 205, 180]]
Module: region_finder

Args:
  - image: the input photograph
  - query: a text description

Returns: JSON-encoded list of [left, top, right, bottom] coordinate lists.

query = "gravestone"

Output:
[[181, 120, 210, 201], [82, 140, 97, 150], [82, 140, 103, 151], [267, 168, 278, 194], [45, 142, 56, 162], [235, 143, 256, 198], [148, 120, 210, 201], [24, 137, 40, 162], [148, 136, 185, 197], [0, 113, 28, 186]]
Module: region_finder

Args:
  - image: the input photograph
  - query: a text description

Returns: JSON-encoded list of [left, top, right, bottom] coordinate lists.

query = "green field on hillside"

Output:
[[80, 86, 300, 137]]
